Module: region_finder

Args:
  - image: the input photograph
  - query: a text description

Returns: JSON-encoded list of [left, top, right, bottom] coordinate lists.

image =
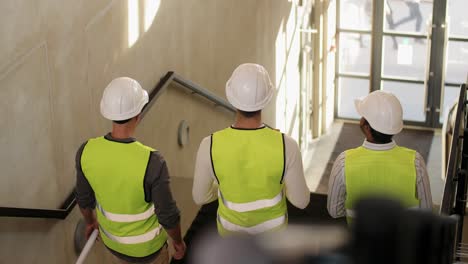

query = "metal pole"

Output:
[[370, 0, 384, 92], [76, 229, 99, 264]]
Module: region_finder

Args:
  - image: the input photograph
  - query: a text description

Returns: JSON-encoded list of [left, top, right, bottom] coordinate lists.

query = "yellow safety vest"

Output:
[[211, 127, 287, 236], [81, 137, 167, 257], [344, 146, 419, 223]]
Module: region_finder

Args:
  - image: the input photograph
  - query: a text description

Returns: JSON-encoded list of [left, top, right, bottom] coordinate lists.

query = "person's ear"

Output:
[[135, 114, 142, 124]]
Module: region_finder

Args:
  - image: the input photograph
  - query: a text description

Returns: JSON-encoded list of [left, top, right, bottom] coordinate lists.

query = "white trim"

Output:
[[219, 190, 283, 213], [97, 203, 155, 223], [218, 214, 286, 234], [346, 209, 355, 218], [100, 225, 162, 244]]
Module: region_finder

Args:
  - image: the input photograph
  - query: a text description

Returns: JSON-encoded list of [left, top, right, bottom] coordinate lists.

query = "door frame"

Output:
[[335, 0, 462, 128]]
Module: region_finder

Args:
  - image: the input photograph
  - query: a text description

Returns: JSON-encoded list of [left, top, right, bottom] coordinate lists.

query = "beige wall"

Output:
[[0, 0, 313, 262]]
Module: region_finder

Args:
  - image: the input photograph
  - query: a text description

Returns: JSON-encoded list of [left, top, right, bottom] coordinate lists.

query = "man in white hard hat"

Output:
[[75, 77, 186, 263], [327, 90, 432, 222], [192, 63, 310, 236]]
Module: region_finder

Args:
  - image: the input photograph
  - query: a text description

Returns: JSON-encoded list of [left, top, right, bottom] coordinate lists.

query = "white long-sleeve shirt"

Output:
[[327, 140, 433, 218], [192, 127, 310, 209]]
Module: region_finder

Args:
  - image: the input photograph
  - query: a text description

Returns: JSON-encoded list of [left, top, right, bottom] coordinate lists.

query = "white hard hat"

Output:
[[100, 77, 148, 121], [226, 63, 274, 112], [354, 90, 403, 135]]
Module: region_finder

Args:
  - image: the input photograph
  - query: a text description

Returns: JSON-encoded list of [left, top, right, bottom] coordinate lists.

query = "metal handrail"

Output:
[[0, 71, 235, 219], [440, 85, 466, 215], [440, 83, 467, 215]]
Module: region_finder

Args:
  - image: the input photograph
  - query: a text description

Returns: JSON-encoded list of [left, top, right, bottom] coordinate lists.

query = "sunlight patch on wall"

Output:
[[274, 7, 301, 141], [275, 19, 286, 132], [144, 0, 160, 32], [128, 0, 139, 47]]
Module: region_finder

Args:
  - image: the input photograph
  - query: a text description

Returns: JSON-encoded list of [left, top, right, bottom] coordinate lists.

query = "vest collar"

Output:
[[362, 140, 397, 151], [230, 124, 266, 130], [104, 133, 136, 144]]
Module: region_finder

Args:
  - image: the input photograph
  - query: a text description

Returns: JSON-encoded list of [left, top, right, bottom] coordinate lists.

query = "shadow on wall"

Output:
[[0, 0, 309, 262], [0, 0, 307, 209]]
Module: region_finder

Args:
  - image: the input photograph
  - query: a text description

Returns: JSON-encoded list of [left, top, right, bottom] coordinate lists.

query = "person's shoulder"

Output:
[[397, 145, 419, 155], [336, 151, 347, 161], [75, 139, 91, 165], [413, 151, 426, 163], [149, 150, 166, 165], [281, 134, 302, 156], [76, 139, 90, 154], [282, 133, 298, 146], [135, 140, 156, 152], [200, 135, 212, 146]]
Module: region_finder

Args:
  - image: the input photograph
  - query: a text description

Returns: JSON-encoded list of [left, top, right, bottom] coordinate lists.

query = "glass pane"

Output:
[[338, 77, 369, 119], [382, 81, 426, 122], [448, 0, 468, 37], [446, 41, 468, 84], [440, 86, 461, 123], [339, 33, 371, 74], [340, 0, 372, 30], [382, 36, 428, 80], [384, 0, 433, 34]]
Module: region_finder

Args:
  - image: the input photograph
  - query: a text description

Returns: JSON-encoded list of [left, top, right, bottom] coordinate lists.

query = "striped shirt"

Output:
[[327, 140, 433, 218]]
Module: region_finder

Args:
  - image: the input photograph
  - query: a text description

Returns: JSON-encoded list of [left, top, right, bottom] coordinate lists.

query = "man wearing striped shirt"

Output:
[[327, 91, 432, 221]]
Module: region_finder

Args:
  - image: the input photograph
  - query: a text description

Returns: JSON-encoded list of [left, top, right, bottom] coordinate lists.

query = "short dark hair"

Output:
[[113, 118, 132, 124], [239, 110, 261, 118], [365, 120, 393, 144]]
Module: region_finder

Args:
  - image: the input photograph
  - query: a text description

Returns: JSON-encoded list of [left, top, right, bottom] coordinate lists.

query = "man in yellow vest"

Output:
[[192, 63, 310, 236], [75, 77, 186, 263], [327, 90, 432, 222]]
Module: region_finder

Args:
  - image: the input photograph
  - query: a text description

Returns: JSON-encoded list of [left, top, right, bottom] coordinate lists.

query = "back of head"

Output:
[[354, 90, 403, 135], [100, 77, 148, 121], [226, 63, 274, 112]]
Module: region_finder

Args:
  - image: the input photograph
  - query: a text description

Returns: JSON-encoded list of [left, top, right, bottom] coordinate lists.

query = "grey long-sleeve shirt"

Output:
[[75, 133, 180, 260]]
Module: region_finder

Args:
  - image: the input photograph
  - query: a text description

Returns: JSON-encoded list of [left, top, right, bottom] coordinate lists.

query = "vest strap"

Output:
[[99, 225, 162, 244], [97, 203, 155, 223], [219, 190, 283, 213], [217, 214, 286, 234]]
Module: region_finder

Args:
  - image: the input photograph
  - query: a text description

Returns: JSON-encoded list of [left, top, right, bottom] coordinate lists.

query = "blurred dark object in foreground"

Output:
[[351, 197, 457, 264], [188, 197, 457, 264]]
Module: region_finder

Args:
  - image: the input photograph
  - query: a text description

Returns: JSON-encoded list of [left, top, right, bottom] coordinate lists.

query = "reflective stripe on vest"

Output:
[[81, 137, 168, 257], [346, 209, 355, 218], [100, 225, 162, 244], [211, 127, 287, 235], [217, 214, 286, 234], [219, 190, 283, 213], [97, 203, 155, 223]]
